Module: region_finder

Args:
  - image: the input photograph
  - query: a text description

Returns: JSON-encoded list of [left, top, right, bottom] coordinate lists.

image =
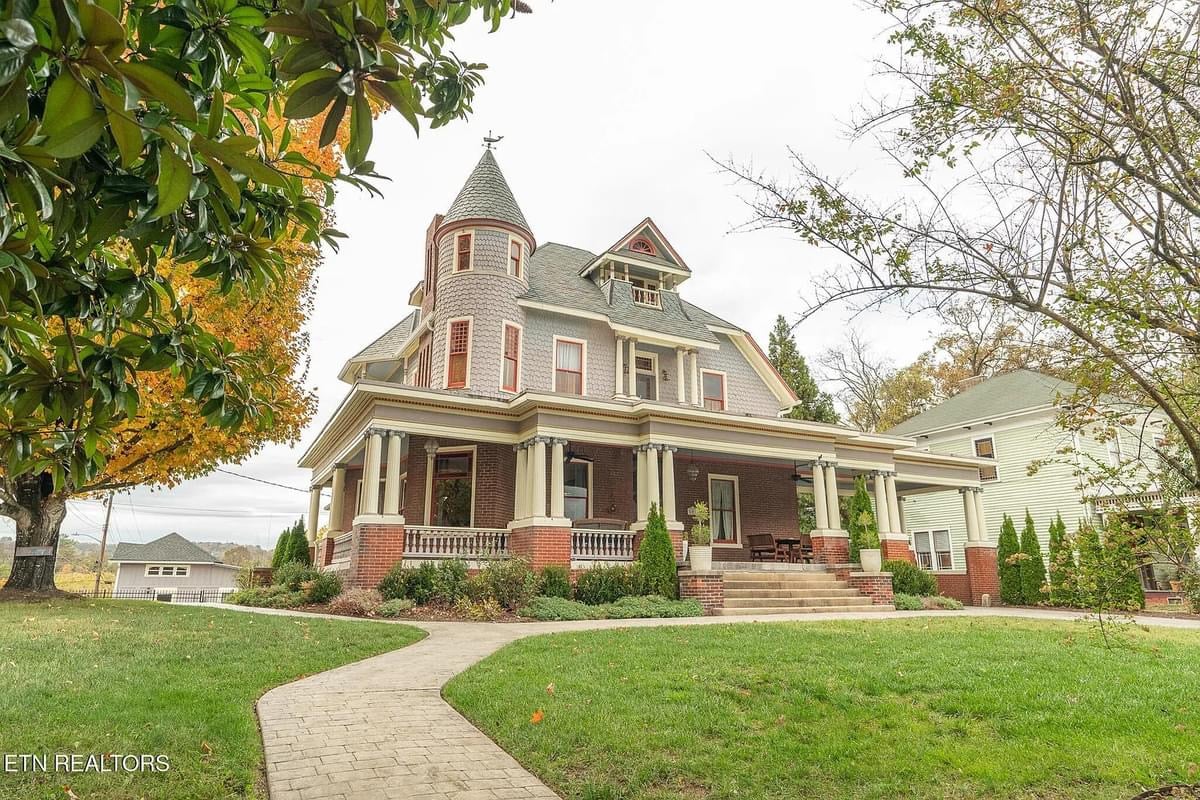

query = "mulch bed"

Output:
[[0, 587, 81, 602], [293, 603, 526, 623], [1131, 785, 1200, 799]]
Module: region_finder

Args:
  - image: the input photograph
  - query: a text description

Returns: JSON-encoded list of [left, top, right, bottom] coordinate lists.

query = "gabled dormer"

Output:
[[580, 218, 691, 309]]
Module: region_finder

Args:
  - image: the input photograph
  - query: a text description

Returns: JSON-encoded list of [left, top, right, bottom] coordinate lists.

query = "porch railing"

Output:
[[404, 526, 509, 559], [572, 529, 636, 561], [631, 286, 661, 308]]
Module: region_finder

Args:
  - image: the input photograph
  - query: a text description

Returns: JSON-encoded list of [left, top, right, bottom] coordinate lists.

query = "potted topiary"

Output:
[[687, 501, 713, 571], [855, 507, 882, 574]]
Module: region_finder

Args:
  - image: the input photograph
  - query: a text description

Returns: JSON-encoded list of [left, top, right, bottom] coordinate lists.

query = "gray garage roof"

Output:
[[886, 370, 1076, 436], [112, 533, 221, 564], [443, 150, 531, 233]]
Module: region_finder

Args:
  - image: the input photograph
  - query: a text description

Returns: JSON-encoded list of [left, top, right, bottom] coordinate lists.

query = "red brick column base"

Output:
[[811, 532, 850, 565], [934, 571, 972, 604], [317, 536, 335, 568], [964, 543, 1000, 606], [845, 571, 894, 605], [678, 571, 724, 614], [880, 537, 915, 563], [348, 523, 406, 589], [508, 524, 572, 570]]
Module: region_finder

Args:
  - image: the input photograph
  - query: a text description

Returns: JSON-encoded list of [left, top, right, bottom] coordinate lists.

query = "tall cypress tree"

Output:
[[286, 518, 312, 566], [1047, 513, 1074, 607], [1019, 510, 1047, 604], [997, 514, 1023, 605], [1075, 523, 1104, 608], [270, 528, 292, 570], [767, 315, 839, 423], [845, 476, 878, 562]]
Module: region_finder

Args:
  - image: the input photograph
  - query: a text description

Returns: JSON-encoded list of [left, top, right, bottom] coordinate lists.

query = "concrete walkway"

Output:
[[246, 606, 1200, 800]]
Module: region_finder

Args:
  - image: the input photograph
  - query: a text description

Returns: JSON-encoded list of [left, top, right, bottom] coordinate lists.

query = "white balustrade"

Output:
[[404, 526, 509, 559], [571, 529, 636, 561]]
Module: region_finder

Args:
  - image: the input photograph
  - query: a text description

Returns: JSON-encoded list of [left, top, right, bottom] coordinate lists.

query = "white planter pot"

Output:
[[860, 548, 882, 574], [690, 545, 713, 572]]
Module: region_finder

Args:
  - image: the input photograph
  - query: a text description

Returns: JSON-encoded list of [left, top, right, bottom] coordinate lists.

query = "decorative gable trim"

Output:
[[719, 330, 799, 409]]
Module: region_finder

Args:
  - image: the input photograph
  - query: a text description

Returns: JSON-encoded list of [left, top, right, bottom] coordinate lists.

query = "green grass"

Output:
[[445, 618, 1200, 800], [0, 600, 423, 799]]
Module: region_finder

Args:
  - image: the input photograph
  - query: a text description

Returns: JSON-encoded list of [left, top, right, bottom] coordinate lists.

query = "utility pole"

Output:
[[94, 492, 114, 595]]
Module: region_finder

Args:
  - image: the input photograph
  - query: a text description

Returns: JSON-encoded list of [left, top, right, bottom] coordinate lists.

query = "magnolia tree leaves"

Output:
[[0, 0, 527, 492]]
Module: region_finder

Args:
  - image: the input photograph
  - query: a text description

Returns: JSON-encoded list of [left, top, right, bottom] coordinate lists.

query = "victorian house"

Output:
[[299, 150, 1000, 612]]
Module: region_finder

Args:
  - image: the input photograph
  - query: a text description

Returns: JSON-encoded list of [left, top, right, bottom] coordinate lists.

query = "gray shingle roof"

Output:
[[521, 243, 720, 343], [885, 370, 1077, 436], [351, 310, 420, 362], [443, 150, 531, 233], [112, 533, 221, 564]]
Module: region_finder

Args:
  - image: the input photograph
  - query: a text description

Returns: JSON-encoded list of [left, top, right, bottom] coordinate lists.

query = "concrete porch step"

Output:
[[723, 595, 872, 609], [722, 587, 863, 599], [724, 578, 848, 590], [713, 604, 894, 616], [711, 562, 829, 572]]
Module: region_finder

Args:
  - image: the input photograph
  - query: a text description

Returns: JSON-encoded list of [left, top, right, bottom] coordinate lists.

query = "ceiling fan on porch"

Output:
[[563, 449, 593, 464]]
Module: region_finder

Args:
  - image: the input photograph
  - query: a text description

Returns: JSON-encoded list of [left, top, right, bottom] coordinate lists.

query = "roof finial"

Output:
[[483, 130, 504, 150]]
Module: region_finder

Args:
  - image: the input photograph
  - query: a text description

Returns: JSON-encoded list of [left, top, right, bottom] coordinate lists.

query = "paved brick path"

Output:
[[247, 607, 1200, 800]]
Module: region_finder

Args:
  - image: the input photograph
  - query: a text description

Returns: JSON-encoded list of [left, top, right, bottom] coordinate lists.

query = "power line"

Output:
[[214, 467, 310, 494]]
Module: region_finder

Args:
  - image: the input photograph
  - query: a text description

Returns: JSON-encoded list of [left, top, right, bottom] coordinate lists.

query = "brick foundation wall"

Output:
[[347, 523, 406, 589], [317, 537, 335, 568], [964, 544, 1000, 606], [508, 525, 572, 570], [880, 538, 915, 563], [846, 572, 894, 605], [811, 534, 850, 565], [678, 572, 724, 614], [1145, 590, 1187, 607], [934, 571, 972, 604]]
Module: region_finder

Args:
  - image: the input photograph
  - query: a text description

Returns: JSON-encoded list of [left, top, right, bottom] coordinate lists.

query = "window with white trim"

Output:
[[912, 530, 953, 570], [145, 564, 190, 577], [564, 459, 591, 521], [708, 475, 739, 544], [554, 339, 584, 395], [702, 371, 726, 411], [508, 239, 523, 278], [973, 436, 998, 482], [454, 233, 472, 272], [446, 320, 470, 389], [502, 323, 521, 392], [634, 354, 657, 400]]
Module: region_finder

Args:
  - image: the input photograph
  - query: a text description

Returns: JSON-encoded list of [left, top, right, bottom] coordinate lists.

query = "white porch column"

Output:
[[688, 350, 700, 406], [361, 429, 383, 515], [973, 489, 989, 542], [646, 444, 661, 512], [675, 349, 686, 404], [872, 472, 890, 534], [636, 446, 649, 521], [550, 439, 566, 519], [382, 431, 405, 515], [885, 472, 902, 535], [627, 337, 638, 397], [530, 437, 547, 518], [614, 336, 625, 397], [824, 461, 842, 528], [514, 444, 528, 519], [307, 485, 322, 544], [661, 446, 678, 523], [811, 461, 829, 530], [962, 488, 981, 542], [329, 465, 346, 534]]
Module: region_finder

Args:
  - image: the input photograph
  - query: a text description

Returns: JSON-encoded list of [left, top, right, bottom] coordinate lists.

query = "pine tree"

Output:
[[1075, 523, 1104, 608], [845, 477, 879, 562], [767, 315, 839, 424], [270, 528, 292, 570], [997, 514, 1023, 605], [286, 519, 312, 566], [1019, 510, 1047, 604], [1047, 513, 1075, 607], [637, 505, 677, 599], [1103, 521, 1146, 612]]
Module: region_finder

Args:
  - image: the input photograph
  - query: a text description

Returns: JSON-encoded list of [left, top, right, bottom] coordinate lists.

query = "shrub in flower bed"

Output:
[[892, 592, 923, 611], [884, 560, 938, 596], [574, 563, 647, 605], [454, 596, 505, 621], [520, 595, 702, 621], [327, 589, 384, 616], [894, 592, 964, 611], [473, 558, 538, 611], [226, 585, 305, 609], [537, 565, 572, 599], [922, 595, 964, 610], [377, 598, 415, 617]]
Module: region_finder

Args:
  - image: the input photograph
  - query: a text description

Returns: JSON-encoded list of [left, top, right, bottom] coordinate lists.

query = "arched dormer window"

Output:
[[629, 237, 656, 256]]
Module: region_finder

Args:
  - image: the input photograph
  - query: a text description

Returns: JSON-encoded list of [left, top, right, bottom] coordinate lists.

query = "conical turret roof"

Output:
[[443, 150, 531, 234]]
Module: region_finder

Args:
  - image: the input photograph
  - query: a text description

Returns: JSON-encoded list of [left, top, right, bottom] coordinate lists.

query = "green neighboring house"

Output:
[[887, 370, 1191, 604]]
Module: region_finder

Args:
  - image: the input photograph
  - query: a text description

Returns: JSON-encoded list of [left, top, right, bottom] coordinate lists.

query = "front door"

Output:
[[432, 452, 473, 527]]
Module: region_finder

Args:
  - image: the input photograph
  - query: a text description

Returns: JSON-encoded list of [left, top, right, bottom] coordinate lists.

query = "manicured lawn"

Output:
[[445, 618, 1200, 800], [0, 601, 423, 799]]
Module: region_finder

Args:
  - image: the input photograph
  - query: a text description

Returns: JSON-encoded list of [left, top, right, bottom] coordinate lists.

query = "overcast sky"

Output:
[[37, 1, 943, 550]]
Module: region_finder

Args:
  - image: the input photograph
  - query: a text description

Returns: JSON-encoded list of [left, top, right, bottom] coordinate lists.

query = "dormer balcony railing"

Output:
[[631, 286, 661, 308]]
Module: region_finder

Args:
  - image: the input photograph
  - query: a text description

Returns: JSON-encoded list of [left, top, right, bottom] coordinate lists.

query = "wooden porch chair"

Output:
[[748, 533, 778, 562], [798, 533, 814, 563]]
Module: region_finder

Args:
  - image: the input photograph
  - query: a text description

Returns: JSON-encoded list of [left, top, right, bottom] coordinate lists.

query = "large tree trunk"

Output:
[[3, 474, 67, 593]]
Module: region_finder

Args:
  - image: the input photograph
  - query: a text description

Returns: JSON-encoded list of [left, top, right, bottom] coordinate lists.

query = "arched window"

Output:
[[628, 237, 656, 256]]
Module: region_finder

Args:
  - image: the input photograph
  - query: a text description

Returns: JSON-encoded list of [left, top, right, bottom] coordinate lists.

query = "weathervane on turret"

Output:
[[483, 130, 504, 150]]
